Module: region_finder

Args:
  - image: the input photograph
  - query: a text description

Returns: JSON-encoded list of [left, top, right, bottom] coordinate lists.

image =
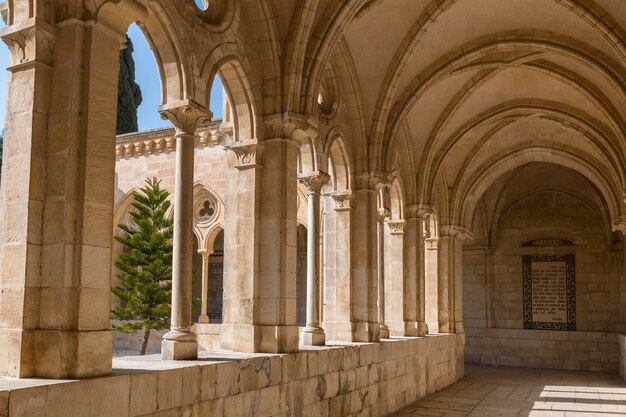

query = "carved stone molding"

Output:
[[264, 112, 319, 142], [159, 99, 213, 135], [225, 139, 264, 169], [405, 204, 420, 219], [2, 23, 57, 69], [425, 237, 439, 250], [416, 204, 437, 220], [354, 171, 390, 191], [116, 121, 230, 159], [328, 190, 354, 211], [377, 207, 391, 222], [386, 220, 405, 235], [611, 215, 626, 234], [298, 171, 331, 194], [439, 224, 473, 241]]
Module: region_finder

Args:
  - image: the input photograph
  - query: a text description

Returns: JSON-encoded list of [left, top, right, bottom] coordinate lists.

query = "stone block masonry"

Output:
[[466, 328, 618, 373], [0, 334, 463, 417]]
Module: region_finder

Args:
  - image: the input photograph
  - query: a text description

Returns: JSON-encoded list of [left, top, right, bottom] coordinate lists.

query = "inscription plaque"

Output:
[[523, 254, 575, 330]]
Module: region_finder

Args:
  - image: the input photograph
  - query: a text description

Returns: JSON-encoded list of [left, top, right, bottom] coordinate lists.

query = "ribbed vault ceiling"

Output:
[[261, 0, 626, 231]]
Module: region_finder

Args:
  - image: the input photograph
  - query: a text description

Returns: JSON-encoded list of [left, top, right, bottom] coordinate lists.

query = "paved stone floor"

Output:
[[392, 365, 626, 417]]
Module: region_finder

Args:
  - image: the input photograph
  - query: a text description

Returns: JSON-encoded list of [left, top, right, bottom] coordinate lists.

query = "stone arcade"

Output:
[[1, 1, 626, 416]]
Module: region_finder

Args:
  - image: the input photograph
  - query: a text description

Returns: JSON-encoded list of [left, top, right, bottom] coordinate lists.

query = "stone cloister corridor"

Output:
[[393, 365, 626, 417], [2, 0, 626, 416]]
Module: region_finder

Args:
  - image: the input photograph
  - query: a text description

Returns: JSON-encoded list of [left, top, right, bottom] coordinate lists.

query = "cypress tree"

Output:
[[116, 35, 143, 135]]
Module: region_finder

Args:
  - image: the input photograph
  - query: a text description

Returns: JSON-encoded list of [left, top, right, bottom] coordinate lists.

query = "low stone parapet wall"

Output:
[[0, 334, 463, 417], [466, 327, 618, 373]]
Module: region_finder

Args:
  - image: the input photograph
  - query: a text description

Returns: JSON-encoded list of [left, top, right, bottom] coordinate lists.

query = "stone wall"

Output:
[[466, 328, 617, 373], [0, 335, 463, 417], [619, 334, 626, 382], [464, 190, 623, 371]]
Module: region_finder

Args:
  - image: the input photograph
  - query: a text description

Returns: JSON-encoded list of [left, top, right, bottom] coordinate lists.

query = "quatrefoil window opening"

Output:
[[199, 200, 215, 219]]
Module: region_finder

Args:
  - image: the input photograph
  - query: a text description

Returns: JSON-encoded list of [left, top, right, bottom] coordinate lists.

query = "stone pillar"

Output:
[[0, 10, 144, 377], [198, 250, 210, 324], [385, 219, 406, 336], [377, 213, 389, 338], [323, 191, 354, 342], [401, 205, 426, 336], [424, 215, 439, 334], [222, 139, 263, 352], [351, 173, 382, 342], [377, 186, 391, 339], [159, 100, 212, 360], [438, 225, 470, 334], [221, 114, 301, 353], [299, 172, 330, 345]]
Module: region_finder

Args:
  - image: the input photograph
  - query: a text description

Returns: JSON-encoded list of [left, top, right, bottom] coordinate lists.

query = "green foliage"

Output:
[[116, 35, 143, 135], [112, 178, 172, 353]]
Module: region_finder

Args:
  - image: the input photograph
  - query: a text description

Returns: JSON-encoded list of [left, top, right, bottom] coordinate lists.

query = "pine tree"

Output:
[[116, 35, 143, 135], [112, 177, 173, 355]]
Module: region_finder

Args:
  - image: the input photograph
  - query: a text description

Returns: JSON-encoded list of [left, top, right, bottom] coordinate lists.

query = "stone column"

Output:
[[222, 139, 263, 352], [386, 219, 406, 336], [323, 191, 354, 342], [0, 10, 145, 377], [377, 193, 391, 339], [221, 115, 302, 353], [438, 225, 470, 334], [198, 250, 210, 324], [424, 215, 439, 334], [299, 172, 330, 345], [159, 100, 212, 360], [351, 173, 383, 342], [401, 205, 426, 336]]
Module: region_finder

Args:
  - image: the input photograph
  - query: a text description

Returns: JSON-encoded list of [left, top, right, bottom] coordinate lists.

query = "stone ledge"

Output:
[[0, 334, 463, 417]]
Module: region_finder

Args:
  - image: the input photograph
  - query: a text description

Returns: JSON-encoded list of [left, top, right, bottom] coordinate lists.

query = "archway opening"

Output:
[[463, 162, 622, 371], [208, 229, 225, 323]]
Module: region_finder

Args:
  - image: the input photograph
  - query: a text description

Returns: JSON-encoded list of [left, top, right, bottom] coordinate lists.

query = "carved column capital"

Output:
[[159, 100, 212, 135], [405, 204, 421, 219], [425, 237, 439, 250], [416, 204, 437, 220], [264, 112, 319, 141], [299, 171, 330, 194], [386, 219, 405, 235], [2, 22, 57, 69], [328, 190, 354, 211], [354, 171, 390, 191], [439, 224, 473, 241], [612, 215, 626, 235], [225, 139, 264, 170], [377, 207, 391, 222]]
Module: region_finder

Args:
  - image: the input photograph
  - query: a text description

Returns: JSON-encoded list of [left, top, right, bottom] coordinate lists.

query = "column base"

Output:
[[403, 320, 419, 337], [301, 326, 325, 346], [351, 321, 380, 342], [161, 329, 198, 360], [198, 315, 209, 324], [379, 324, 390, 339], [220, 324, 299, 353], [417, 321, 428, 337], [0, 329, 112, 378], [451, 321, 464, 334], [438, 321, 450, 333]]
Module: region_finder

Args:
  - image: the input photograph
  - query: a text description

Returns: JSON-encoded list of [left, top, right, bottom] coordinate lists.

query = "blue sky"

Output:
[[128, 22, 224, 130], [0, 14, 223, 132]]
